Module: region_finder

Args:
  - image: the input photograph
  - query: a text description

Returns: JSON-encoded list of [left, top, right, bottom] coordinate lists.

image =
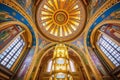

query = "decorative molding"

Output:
[[36, 0, 87, 42], [0, 21, 32, 53], [83, 1, 120, 80], [0, 1, 38, 46], [84, 0, 120, 46], [91, 20, 120, 48]]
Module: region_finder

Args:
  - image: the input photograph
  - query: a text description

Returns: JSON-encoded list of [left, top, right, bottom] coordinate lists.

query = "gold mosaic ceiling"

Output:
[[36, 0, 86, 42]]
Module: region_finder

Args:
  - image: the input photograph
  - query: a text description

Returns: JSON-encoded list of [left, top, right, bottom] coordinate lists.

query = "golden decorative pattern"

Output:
[[37, 0, 86, 42]]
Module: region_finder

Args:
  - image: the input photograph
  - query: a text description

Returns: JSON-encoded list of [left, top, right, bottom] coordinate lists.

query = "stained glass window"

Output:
[[98, 35, 120, 67], [0, 36, 25, 69]]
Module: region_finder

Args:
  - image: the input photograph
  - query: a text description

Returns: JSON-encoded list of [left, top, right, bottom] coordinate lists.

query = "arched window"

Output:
[[97, 34, 120, 67], [0, 36, 25, 69], [47, 60, 52, 72], [70, 59, 76, 72], [0, 24, 28, 69], [96, 24, 120, 67]]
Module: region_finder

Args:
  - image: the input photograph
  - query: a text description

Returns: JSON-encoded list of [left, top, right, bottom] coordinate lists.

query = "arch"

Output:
[[90, 20, 120, 68], [32, 43, 92, 80], [91, 20, 120, 48], [0, 21, 33, 69], [84, 1, 120, 46], [84, 2, 120, 80], [0, 21, 33, 52], [0, 3, 38, 46]]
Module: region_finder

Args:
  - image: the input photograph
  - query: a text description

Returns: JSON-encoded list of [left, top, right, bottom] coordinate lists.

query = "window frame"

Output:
[[96, 31, 120, 69], [0, 35, 26, 69]]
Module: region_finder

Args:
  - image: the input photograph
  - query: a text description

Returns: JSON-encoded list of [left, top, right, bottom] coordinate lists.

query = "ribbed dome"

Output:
[[36, 0, 86, 42]]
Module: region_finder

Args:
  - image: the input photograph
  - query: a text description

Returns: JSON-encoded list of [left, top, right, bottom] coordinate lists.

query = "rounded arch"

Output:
[[90, 20, 120, 68], [33, 43, 91, 80], [0, 21, 33, 54], [32, 43, 56, 80], [0, 20, 34, 76], [0, 21, 33, 47], [84, 20, 120, 80], [90, 20, 120, 48], [83, 4, 119, 79]]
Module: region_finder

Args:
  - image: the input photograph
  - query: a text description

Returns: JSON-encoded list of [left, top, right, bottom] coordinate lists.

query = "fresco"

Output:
[[0, 3, 36, 45], [38, 35, 50, 50], [16, 46, 35, 80], [100, 24, 120, 43], [87, 2, 120, 46], [88, 47, 108, 76], [0, 10, 15, 23], [89, 0, 106, 16], [28, 40, 51, 80], [0, 25, 22, 50], [15, 35, 50, 80], [16, 0, 33, 16], [72, 34, 86, 53]]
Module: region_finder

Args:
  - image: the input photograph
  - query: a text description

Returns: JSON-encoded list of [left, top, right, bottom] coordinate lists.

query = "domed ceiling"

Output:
[[36, 0, 86, 42]]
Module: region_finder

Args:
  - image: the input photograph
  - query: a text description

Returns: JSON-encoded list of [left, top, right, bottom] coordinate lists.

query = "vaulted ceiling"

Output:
[[36, 0, 86, 42]]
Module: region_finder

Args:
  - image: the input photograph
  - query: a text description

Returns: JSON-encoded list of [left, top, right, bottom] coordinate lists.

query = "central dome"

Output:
[[36, 0, 86, 42]]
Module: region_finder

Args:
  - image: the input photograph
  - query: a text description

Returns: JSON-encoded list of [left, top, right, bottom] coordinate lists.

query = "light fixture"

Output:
[[50, 44, 73, 80]]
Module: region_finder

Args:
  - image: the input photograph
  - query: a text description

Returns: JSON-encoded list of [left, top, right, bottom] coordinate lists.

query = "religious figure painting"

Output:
[[100, 24, 120, 43], [88, 47, 108, 76], [0, 10, 15, 23], [38, 35, 50, 50], [16, 46, 35, 80], [72, 34, 86, 53], [0, 26, 21, 50]]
